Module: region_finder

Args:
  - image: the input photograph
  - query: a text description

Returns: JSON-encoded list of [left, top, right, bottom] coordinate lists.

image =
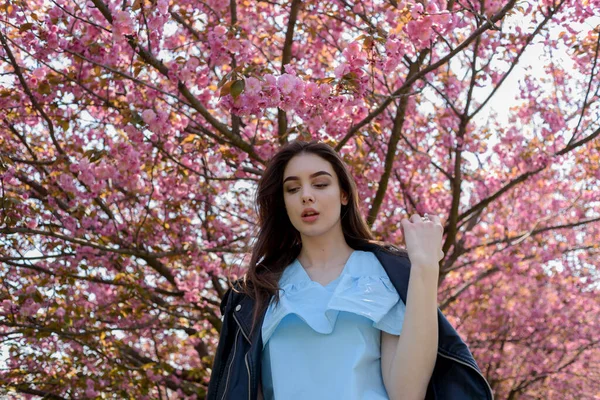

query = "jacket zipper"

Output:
[[233, 312, 251, 343], [245, 351, 251, 400], [437, 351, 494, 400], [232, 312, 253, 400], [221, 328, 240, 400]]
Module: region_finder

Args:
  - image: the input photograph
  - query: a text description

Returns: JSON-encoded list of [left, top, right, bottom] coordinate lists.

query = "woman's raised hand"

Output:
[[400, 213, 444, 278]]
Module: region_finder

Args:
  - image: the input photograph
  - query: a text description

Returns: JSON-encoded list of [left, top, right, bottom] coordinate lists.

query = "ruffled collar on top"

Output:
[[262, 250, 406, 347]]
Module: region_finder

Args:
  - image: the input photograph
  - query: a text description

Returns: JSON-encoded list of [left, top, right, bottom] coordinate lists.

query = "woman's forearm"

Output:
[[387, 267, 439, 400]]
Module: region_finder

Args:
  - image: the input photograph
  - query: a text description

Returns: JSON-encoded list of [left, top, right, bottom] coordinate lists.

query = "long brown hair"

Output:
[[242, 140, 403, 331]]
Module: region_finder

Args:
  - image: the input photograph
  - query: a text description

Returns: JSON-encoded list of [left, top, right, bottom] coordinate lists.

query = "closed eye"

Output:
[[286, 183, 329, 193]]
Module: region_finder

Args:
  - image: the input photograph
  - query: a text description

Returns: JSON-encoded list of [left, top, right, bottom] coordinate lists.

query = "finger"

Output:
[[421, 213, 434, 224], [400, 218, 410, 230], [431, 214, 444, 230], [431, 214, 442, 224], [410, 214, 422, 223]]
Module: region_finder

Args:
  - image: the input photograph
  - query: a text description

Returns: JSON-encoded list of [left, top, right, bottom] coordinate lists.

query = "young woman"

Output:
[[207, 140, 493, 400]]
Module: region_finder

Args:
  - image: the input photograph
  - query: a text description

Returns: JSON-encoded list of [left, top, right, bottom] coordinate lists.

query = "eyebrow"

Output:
[[283, 171, 332, 183]]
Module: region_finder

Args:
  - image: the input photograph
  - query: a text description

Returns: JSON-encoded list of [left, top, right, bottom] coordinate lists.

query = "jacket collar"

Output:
[[232, 292, 260, 344]]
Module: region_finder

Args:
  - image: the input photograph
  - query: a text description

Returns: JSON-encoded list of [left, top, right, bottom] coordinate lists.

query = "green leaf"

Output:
[[218, 72, 232, 88], [220, 81, 233, 97], [230, 79, 245, 99]]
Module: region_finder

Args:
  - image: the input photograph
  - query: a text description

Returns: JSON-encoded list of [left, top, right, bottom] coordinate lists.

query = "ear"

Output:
[[341, 191, 349, 206]]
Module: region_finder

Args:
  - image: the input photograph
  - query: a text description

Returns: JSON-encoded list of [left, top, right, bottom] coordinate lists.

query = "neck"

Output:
[[297, 223, 354, 270]]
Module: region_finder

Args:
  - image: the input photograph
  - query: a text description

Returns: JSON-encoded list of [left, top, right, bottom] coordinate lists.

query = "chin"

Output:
[[298, 224, 332, 238]]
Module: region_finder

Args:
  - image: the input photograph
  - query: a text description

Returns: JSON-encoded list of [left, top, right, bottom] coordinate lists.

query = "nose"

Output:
[[301, 189, 314, 205]]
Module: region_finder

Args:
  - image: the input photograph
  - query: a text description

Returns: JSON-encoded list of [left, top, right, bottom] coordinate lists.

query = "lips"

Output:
[[301, 208, 319, 217], [301, 208, 320, 223]]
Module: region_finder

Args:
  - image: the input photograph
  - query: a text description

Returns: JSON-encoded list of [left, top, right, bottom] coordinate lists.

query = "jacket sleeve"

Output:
[[206, 287, 234, 400]]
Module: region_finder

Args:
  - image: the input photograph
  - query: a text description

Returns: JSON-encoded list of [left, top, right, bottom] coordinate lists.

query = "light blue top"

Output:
[[261, 250, 407, 400]]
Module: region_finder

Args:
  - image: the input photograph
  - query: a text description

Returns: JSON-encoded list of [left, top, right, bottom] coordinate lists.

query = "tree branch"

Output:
[[467, 216, 600, 251], [277, 0, 302, 142], [470, 4, 560, 118], [459, 121, 600, 226], [439, 266, 499, 311], [13, 386, 67, 400], [444, 35, 481, 263], [335, 0, 518, 151], [0, 227, 185, 259], [367, 51, 428, 226], [89, 0, 264, 164], [0, 32, 64, 155]]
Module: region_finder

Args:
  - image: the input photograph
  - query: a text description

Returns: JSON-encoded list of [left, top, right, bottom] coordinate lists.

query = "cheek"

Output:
[[323, 193, 342, 213]]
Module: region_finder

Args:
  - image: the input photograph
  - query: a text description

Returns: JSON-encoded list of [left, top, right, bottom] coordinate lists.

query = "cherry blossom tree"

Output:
[[1, 0, 599, 398]]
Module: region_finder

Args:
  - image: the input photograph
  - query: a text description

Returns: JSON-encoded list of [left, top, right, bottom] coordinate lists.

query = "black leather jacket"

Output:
[[207, 243, 494, 399]]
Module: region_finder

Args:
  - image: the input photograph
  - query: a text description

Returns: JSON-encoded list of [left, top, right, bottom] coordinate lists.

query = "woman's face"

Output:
[[282, 153, 348, 238]]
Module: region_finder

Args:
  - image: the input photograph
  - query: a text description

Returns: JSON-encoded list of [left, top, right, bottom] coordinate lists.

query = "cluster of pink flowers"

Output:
[[336, 41, 369, 97], [219, 41, 372, 136], [405, 1, 453, 50], [113, 10, 134, 40], [207, 26, 232, 67], [142, 109, 170, 134], [175, 271, 207, 304], [383, 35, 412, 73], [483, 0, 504, 15], [219, 68, 305, 116]]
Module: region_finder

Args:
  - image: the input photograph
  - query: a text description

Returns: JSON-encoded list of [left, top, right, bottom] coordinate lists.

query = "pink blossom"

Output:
[[0, 300, 12, 314], [32, 68, 46, 80], [95, 162, 117, 180], [85, 379, 98, 397], [318, 83, 331, 98], [264, 74, 277, 87], [305, 82, 319, 99], [157, 0, 169, 14], [426, 2, 439, 13], [386, 39, 401, 54], [58, 174, 77, 193], [344, 41, 362, 58], [245, 77, 262, 95], [226, 39, 241, 53], [19, 299, 41, 317], [277, 74, 296, 95], [334, 63, 349, 79], [147, 14, 167, 31], [406, 17, 434, 48], [213, 25, 227, 37], [484, 0, 503, 15], [352, 105, 368, 122], [411, 3, 424, 18], [113, 11, 134, 37], [283, 64, 297, 76], [142, 109, 157, 125]]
